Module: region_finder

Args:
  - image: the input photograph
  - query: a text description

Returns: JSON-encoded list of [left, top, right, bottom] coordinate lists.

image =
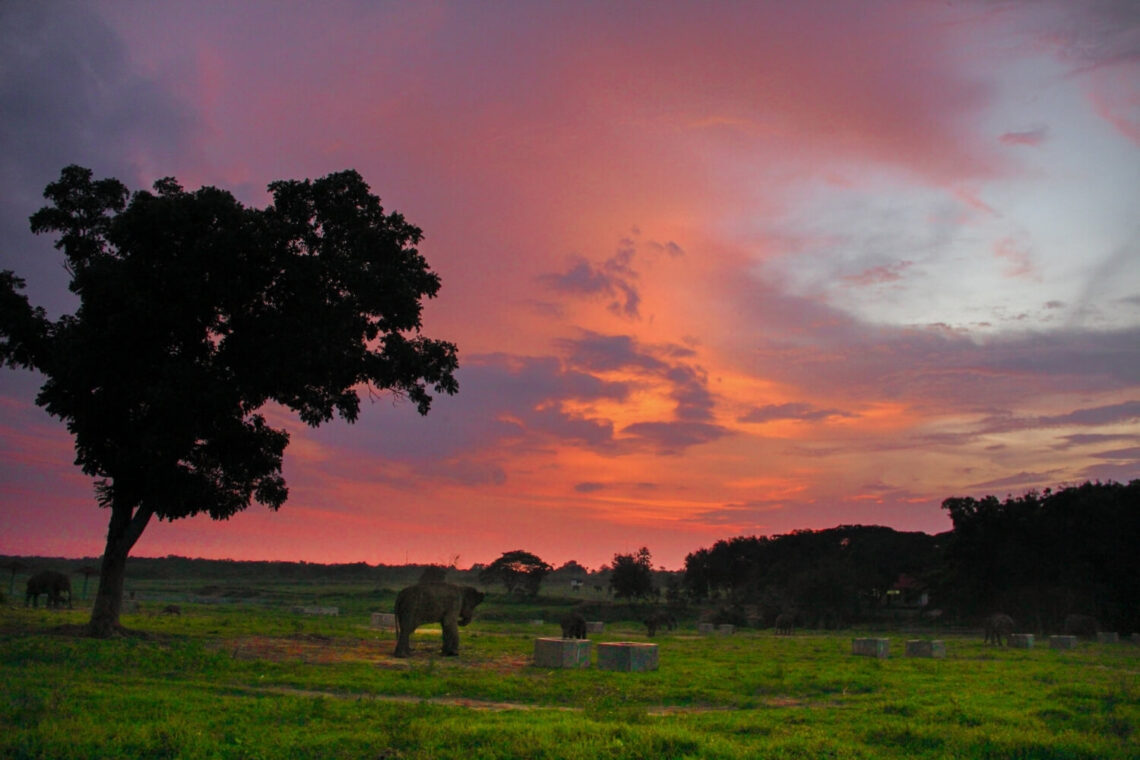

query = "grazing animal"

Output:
[[984, 613, 1015, 646], [25, 570, 72, 609], [643, 611, 677, 637], [161, 604, 181, 615], [775, 612, 795, 635], [1063, 613, 1099, 639], [560, 612, 587, 639], [393, 582, 485, 657]]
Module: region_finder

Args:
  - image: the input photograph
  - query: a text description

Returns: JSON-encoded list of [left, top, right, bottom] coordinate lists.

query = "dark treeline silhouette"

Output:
[[6, 481, 1136, 633], [939, 480, 1139, 634], [682, 480, 1139, 633], [683, 525, 942, 628]]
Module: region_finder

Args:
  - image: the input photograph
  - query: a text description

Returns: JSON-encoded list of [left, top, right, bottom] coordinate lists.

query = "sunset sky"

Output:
[[1, 1, 1137, 570]]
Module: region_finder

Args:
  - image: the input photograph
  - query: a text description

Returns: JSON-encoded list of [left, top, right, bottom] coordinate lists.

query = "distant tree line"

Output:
[[681, 480, 1139, 633], [7, 480, 1136, 633]]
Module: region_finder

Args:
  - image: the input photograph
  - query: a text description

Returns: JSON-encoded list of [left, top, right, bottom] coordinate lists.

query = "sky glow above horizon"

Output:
[[1, 0, 1137, 570]]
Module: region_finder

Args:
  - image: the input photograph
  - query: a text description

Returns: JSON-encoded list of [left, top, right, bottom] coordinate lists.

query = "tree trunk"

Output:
[[87, 502, 153, 638]]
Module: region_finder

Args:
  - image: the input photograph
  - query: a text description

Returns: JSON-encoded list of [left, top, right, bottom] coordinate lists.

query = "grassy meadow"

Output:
[[1, 575, 1137, 759]]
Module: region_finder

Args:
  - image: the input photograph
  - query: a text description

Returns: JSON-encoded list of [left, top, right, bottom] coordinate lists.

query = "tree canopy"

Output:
[[478, 550, 553, 597], [609, 547, 655, 601], [0, 165, 459, 636]]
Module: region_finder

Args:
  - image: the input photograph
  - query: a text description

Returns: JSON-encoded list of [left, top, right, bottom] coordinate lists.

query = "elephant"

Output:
[[983, 613, 1014, 646], [775, 612, 795, 635], [25, 570, 72, 609], [643, 611, 677, 638], [393, 582, 485, 658], [560, 612, 587, 639], [1063, 613, 1099, 639]]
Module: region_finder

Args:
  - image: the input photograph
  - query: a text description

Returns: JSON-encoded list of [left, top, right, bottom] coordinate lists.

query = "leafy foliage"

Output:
[[478, 550, 553, 597], [609, 547, 655, 601], [0, 165, 459, 634]]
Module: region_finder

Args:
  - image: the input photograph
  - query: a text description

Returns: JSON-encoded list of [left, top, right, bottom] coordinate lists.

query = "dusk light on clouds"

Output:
[[1, 0, 1137, 569]]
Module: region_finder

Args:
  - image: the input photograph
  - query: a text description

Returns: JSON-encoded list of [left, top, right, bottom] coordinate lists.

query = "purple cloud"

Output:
[[739, 402, 855, 423]]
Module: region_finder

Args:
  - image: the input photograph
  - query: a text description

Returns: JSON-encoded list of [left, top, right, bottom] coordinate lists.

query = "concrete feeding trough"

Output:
[[697, 623, 715, 635], [597, 642, 658, 672], [1049, 635, 1077, 650], [586, 621, 605, 633], [905, 640, 946, 658], [852, 638, 890, 658], [533, 637, 592, 669], [1009, 633, 1034, 649], [717, 624, 735, 635], [1097, 632, 1119, 643], [371, 612, 396, 629]]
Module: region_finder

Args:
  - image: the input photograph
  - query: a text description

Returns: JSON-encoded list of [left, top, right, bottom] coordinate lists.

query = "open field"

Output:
[[2, 579, 1138, 759]]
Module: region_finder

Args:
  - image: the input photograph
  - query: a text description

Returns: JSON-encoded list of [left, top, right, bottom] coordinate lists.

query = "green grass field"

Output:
[[2, 582, 1137, 759]]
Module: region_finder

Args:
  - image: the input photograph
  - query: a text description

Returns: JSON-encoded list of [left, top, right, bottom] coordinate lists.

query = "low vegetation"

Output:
[[2, 577, 1137, 759]]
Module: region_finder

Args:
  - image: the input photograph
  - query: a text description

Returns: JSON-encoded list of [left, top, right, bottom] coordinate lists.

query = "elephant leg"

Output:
[[441, 613, 460, 655], [393, 619, 414, 657]]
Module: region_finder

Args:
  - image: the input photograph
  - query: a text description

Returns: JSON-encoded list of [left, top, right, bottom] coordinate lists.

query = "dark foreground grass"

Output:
[[2, 604, 1137, 759]]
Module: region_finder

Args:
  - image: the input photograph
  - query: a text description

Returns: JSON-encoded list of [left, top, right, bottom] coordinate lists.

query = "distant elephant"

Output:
[[560, 612, 587, 639], [25, 570, 72, 609], [983, 613, 1014, 646], [393, 582, 485, 657], [1063, 613, 1099, 639], [644, 611, 677, 638], [775, 612, 795, 635]]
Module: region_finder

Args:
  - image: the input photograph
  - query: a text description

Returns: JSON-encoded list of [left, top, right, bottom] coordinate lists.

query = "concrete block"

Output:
[[596, 642, 659, 672], [533, 637, 592, 669], [530, 619, 545, 626], [371, 612, 396, 629], [1009, 633, 1034, 649], [852, 638, 890, 658], [697, 623, 715, 635], [1132, 633, 1140, 645], [905, 640, 946, 658], [1049, 635, 1077, 650], [586, 621, 605, 633], [717, 624, 735, 635], [1097, 632, 1119, 643]]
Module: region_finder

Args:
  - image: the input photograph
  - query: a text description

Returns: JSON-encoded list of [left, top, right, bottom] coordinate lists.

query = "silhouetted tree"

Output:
[[939, 481, 1140, 632], [479, 550, 552, 597], [0, 166, 459, 636], [609, 547, 655, 601]]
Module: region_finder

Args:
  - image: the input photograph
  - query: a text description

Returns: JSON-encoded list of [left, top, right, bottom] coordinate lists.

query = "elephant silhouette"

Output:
[[25, 570, 72, 609], [775, 612, 795, 635], [560, 612, 587, 639], [983, 613, 1014, 645], [393, 582, 485, 657]]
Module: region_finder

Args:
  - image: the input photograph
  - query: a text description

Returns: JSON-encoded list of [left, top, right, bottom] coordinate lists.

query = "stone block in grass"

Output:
[[852, 637, 890, 658], [530, 619, 544, 626], [597, 642, 659, 672], [534, 637, 592, 669], [718, 624, 735, 635], [905, 640, 946, 658], [1097, 632, 1118, 643], [697, 623, 715, 635], [294, 605, 339, 616], [1009, 633, 1034, 649], [586, 621, 605, 633], [371, 612, 396, 629], [1049, 635, 1077, 650]]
